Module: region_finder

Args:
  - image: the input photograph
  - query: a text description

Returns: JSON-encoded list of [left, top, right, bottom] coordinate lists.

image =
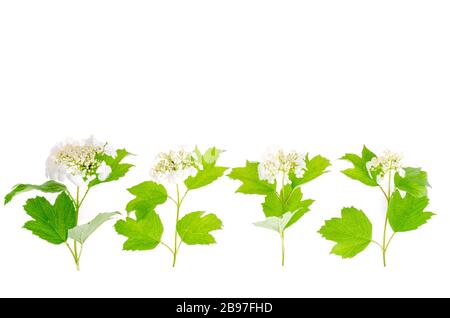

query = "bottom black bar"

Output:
[[0, 298, 445, 315]]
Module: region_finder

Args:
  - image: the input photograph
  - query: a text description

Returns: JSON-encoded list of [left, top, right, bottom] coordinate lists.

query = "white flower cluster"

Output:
[[367, 150, 403, 178], [258, 148, 306, 185], [46, 136, 116, 186], [150, 148, 198, 184]]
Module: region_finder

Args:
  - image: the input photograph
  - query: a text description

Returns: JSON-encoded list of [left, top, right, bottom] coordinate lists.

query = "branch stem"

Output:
[[172, 185, 188, 267], [382, 164, 394, 267], [67, 186, 90, 271]]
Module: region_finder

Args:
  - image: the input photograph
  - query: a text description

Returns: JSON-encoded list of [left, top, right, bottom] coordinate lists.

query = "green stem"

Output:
[[78, 187, 90, 207], [385, 232, 395, 251], [78, 244, 84, 260], [382, 217, 389, 267], [74, 241, 78, 260], [65, 242, 76, 260], [167, 196, 178, 205], [382, 166, 392, 267], [75, 187, 80, 220], [161, 241, 174, 254], [378, 185, 389, 201], [65, 243, 80, 271], [69, 186, 89, 271], [278, 173, 287, 267], [280, 172, 286, 198], [372, 240, 383, 249], [172, 184, 188, 267]]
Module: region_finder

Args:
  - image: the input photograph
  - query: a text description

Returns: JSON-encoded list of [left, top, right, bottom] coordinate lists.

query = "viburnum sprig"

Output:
[[229, 148, 330, 266], [319, 146, 434, 266], [115, 146, 227, 267], [4, 136, 133, 270]]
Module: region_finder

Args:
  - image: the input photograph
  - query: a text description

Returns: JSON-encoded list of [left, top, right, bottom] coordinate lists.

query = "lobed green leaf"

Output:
[[388, 190, 434, 232], [319, 207, 373, 258], [126, 181, 168, 215], [341, 145, 378, 186], [185, 166, 227, 190], [289, 154, 331, 187], [261, 185, 314, 228], [115, 211, 164, 250], [177, 211, 222, 245], [4, 181, 67, 205], [394, 167, 429, 198], [23, 192, 76, 244], [185, 147, 227, 190], [89, 149, 134, 188], [228, 161, 276, 195], [201, 147, 225, 166]]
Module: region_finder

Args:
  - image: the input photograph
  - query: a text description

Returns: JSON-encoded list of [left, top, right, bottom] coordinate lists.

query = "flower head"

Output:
[[258, 148, 306, 185], [46, 136, 116, 186], [367, 150, 403, 179], [150, 148, 198, 184]]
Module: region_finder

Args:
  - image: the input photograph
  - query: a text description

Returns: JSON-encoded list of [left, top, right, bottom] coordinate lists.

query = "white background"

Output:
[[0, 1, 449, 298]]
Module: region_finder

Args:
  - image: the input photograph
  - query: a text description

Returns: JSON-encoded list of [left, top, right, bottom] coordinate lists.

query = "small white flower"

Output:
[[258, 162, 276, 184], [258, 148, 306, 186], [84, 135, 102, 148], [85, 135, 117, 157], [97, 161, 112, 181], [367, 150, 403, 179], [104, 144, 116, 157], [294, 157, 306, 179], [150, 148, 198, 184], [46, 136, 116, 186], [67, 172, 85, 187]]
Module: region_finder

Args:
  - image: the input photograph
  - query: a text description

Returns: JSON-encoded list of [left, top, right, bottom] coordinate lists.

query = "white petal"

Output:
[[97, 162, 112, 181], [257, 162, 266, 181], [104, 144, 117, 157], [67, 173, 85, 186], [84, 135, 102, 147]]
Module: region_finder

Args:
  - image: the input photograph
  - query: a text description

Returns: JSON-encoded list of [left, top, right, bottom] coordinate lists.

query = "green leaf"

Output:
[[388, 190, 434, 232], [319, 207, 373, 258], [280, 185, 296, 209], [202, 147, 225, 166], [341, 145, 378, 187], [254, 212, 295, 233], [228, 161, 276, 195], [89, 149, 134, 187], [289, 154, 331, 187], [261, 185, 314, 228], [177, 211, 222, 245], [185, 147, 227, 189], [285, 198, 314, 229], [4, 181, 67, 205], [185, 166, 227, 190], [281, 186, 314, 228], [192, 146, 224, 167], [264, 185, 302, 217], [126, 181, 168, 214], [115, 211, 164, 250], [262, 191, 284, 217], [394, 167, 429, 198], [22, 192, 76, 244], [69, 212, 119, 244]]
